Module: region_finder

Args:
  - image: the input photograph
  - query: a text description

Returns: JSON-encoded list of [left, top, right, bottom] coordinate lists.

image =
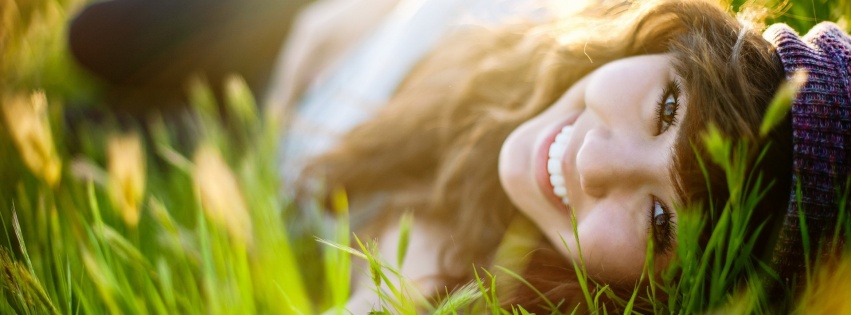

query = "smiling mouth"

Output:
[[535, 113, 580, 212], [547, 125, 573, 207]]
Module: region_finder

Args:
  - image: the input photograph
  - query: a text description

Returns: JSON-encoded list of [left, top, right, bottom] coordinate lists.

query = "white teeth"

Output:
[[548, 142, 566, 158], [547, 159, 562, 174], [547, 124, 574, 208], [549, 174, 564, 186], [553, 185, 567, 197]]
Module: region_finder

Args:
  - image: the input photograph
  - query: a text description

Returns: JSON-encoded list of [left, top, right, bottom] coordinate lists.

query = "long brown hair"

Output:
[[301, 0, 790, 311]]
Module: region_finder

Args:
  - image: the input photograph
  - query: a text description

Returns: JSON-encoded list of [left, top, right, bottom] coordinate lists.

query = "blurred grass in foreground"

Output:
[[2, 0, 851, 314]]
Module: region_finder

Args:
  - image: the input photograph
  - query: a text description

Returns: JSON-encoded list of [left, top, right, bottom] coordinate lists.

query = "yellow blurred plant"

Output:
[[2, 90, 61, 187], [192, 144, 253, 246], [106, 132, 146, 227], [795, 252, 851, 314]]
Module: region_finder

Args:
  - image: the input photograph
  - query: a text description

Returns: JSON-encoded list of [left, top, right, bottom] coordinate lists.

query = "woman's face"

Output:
[[499, 54, 685, 283]]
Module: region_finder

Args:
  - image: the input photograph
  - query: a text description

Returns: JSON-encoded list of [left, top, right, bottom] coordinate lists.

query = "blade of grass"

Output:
[[494, 266, 557, 312]]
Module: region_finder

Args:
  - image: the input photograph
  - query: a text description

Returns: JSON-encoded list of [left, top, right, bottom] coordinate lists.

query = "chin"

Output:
[[498, 123, 538, 213]]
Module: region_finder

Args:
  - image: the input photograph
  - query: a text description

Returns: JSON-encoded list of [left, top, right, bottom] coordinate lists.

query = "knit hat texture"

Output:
[[764, 22, 851, 283]]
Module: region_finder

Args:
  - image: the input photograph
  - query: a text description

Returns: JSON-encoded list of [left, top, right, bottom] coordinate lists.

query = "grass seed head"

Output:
[[107, 132, 146, 227], [192, 144, 253, 246], [2, 90, 61, 187]]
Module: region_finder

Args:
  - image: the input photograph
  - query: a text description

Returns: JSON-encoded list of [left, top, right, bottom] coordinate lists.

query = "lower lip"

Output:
[[535, 113, 580, 214]]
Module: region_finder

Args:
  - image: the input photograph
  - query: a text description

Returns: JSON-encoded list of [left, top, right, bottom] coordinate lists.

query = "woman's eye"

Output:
[[655, 81, 681, 134], [650, 198, 675, 253]]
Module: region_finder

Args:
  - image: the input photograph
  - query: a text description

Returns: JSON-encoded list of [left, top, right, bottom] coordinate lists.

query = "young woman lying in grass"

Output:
[[270, 0, 851, 312]]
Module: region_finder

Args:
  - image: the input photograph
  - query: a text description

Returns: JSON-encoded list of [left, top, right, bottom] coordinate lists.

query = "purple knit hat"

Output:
[[763, 22, 851, 283]]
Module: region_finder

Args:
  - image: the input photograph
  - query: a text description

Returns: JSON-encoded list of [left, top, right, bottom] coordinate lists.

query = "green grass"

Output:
[[1, 0, 850, 314]]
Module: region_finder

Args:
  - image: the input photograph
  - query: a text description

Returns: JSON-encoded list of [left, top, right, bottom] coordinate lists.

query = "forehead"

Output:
[[586, 54, 682, 106], [594, 54, 676, 77]]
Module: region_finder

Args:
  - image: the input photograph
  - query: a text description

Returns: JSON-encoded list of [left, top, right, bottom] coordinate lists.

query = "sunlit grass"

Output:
[[2, 0, 850, 314]]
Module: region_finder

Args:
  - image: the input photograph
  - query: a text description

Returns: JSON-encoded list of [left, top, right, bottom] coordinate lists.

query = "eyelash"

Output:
[[647, 81, 680, 253], [655, 81, 681, 135], [649, 197, 676, 254]]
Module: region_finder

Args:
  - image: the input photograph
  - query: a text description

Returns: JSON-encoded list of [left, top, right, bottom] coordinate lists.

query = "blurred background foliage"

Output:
[[745, 0, 849, 33]]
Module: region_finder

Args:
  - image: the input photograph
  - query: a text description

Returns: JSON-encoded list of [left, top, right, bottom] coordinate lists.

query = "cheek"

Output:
[[575, 209, 649, 282]]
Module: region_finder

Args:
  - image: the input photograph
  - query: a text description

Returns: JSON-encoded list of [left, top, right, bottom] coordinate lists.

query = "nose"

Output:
[[574, 127, 656, 197]]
